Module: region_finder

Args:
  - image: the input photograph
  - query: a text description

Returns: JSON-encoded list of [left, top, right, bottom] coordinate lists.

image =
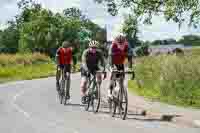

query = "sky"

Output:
[[0, 0, 200, 41]]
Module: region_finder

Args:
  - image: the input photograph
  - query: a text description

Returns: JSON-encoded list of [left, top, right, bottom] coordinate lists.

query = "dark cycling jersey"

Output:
[[81, 48, 105, 72]]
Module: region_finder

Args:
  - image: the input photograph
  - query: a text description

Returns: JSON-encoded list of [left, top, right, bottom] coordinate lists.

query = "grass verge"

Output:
[[0, 63, 56, 83], [129, 50, 200, 108]]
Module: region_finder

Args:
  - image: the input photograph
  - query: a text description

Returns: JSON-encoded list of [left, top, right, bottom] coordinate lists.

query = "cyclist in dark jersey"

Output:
[[80, 40, 106, 104]]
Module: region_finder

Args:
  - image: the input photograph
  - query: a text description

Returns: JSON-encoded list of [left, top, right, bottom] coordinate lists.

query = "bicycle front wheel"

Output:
[[118, 87, 128, 120], [92, 83, 101, 113], [64, 76, 70, 105], [85, 96, 90, 111]]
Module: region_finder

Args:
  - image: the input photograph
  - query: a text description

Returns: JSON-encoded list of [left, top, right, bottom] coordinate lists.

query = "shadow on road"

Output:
[[64, 102, 182, 123], [64, 103, 85, 107]]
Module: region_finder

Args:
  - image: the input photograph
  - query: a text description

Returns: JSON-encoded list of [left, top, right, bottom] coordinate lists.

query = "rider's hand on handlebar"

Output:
[[103, 72, 107, 80]]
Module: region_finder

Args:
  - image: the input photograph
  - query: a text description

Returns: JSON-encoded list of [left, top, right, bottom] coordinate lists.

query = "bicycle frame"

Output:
[[59, 67, 71, 105], [87, 73, 97, 95], [109, 70, 134, 120]]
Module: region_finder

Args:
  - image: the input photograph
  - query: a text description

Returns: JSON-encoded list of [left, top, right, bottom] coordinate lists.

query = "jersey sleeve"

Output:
[[56, 48, 61, 57], [55, 48, 61, 64], [81, 49, 88, 70], [97, 49, 106, 70]]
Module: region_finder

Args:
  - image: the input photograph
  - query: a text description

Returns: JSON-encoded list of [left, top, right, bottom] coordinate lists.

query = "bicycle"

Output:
[[57, 66, 71, 105], [108, 69, 135, 120], [84, 71, 106, 113]]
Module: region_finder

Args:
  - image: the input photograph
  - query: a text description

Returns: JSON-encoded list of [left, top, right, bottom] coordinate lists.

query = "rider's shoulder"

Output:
[[83, 48, 90, 54]]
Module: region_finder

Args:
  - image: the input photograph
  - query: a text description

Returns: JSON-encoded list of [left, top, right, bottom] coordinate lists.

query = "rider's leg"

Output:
[[108, 72, 114, 98], [96, 72, 102, 85], [80, 68, 88, 103], [80, 77, 87, 96], [65, 64, 71, 99], [56, 65, 61, 90]]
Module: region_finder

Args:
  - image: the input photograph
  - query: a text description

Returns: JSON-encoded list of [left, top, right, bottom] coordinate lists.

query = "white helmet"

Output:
[[89, 40, 99, 48]]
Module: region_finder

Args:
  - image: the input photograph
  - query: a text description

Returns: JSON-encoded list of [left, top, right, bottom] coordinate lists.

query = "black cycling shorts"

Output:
[[81, 66, 100, 77], [113, 64, 125, 78], [58, 64, 71, 73]]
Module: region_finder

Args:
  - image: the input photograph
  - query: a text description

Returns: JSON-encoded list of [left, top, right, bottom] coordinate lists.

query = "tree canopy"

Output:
[[94, 0, 200, 28], [122, 14, 141, 47], [0, 0, 106, 58]]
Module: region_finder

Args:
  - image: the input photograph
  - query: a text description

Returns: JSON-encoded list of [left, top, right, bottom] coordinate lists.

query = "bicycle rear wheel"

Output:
[[59, 78, 65, 104], [109, 97, 117, 117], [64, 75, 70, 105], [92, 83, 101, 113], [118, 87, 128, 120]]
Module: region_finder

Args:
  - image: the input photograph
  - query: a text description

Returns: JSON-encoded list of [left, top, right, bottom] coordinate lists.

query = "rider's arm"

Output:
[[81, 49, 88, 71], [108, 44, 113, 67], [55, 48, 60, 65], [127, 43, 133, 69], [98, 50, 106, 71]]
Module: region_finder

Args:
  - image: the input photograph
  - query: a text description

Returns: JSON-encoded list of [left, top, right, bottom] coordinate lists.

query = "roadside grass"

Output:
[[0, 53, 56, 83], [129, 49, 200, 108], [0, 53, 81, 84]]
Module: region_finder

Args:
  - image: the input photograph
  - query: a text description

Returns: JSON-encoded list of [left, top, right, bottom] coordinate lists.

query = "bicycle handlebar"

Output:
[[110, 70, 134, 74]]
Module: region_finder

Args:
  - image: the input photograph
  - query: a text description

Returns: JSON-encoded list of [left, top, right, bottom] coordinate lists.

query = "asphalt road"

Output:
[[0, 73, 199, 133]]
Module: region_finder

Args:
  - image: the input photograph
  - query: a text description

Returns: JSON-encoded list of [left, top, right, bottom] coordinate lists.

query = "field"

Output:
[[129, 48, 200, 108]]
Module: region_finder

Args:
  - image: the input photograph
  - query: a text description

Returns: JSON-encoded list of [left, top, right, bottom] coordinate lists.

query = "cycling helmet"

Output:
[[62, 41, 70, 48], [116, 34, 125, 44], [89, 40, 99, 48]]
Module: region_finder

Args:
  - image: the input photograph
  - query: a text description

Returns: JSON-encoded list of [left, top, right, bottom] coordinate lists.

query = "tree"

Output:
[[0, 21, 19, 53], [94, 0, 200, 28], [0, 0, 105, 58], [63, 7, 85, 20], [178, 34, 200, 46], [136, 43, 150, 56], [122, 14, 140, 47], [151, 40, 162, 45]]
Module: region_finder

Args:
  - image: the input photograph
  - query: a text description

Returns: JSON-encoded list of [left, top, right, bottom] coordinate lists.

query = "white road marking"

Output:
[[10, 75, 80, 120], [12, 89, 31, 119]]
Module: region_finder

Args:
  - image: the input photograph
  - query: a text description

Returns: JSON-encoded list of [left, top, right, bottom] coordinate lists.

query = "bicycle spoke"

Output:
[[119, 88, 128, 120], [92, 83, 101, 113]]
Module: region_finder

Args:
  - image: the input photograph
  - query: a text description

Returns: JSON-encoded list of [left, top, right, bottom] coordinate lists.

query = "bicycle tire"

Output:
[[85, 96, 90, 111], [60, 78, 65, 104], [118, 87, 128, 120], [92, 83, 101, 113], [109, 98, 117, 117], [64, 76, 70, 105]]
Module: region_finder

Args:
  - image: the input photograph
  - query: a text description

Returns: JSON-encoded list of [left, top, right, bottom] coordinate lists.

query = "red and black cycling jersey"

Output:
[[110, 40, 128, 65], [56, 47, 72, 65]]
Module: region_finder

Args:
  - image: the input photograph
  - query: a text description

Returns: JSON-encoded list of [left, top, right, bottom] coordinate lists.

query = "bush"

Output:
[[135, 43, 150, 57], [133, 54, 200, 107]]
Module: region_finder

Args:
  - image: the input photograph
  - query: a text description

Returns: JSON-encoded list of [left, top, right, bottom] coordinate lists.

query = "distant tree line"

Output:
[[0, 0, 107, 58]]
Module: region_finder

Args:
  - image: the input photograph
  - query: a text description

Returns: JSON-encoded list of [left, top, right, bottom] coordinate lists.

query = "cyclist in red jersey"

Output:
[[108, 34, 132, 98], [56, 41, 74, 92]]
